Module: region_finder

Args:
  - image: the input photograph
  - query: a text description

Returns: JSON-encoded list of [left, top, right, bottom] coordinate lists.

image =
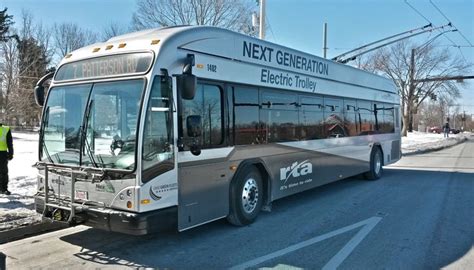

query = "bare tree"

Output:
[[0, 37, 19, 123], [102, 22, 129, 41], [53, 22, 98, 58], [132, 0, 258, 35], [0, 11, 53, 127], [363, 40, 472, 136]]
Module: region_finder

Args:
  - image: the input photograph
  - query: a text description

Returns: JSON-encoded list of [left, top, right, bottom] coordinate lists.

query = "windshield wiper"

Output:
[[80, 99, 100, 168], [39, 106, 55, 164]]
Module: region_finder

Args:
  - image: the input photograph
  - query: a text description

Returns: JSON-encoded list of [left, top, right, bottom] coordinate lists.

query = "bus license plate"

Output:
[[75, 190, 88, 200]]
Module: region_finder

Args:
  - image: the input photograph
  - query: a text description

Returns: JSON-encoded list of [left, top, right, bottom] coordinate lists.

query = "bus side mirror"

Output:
[[34, 85, 45, 107], [177, 73, 196, 100], [177, 54, 196, 100], [34, 72, 54, 107], [186, 115, 202, 137]]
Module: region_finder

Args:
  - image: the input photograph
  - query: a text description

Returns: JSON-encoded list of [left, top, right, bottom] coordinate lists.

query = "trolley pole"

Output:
[[323, 23, 328, 58], [259, 0, 266, 40]]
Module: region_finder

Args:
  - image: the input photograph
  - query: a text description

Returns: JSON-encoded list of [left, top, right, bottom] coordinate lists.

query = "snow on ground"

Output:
[[0, 130, 471, 232], [0, 132, 42, 231]]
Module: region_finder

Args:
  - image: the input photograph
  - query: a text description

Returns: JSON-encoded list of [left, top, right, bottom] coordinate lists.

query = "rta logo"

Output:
[[280, 160, 313, 183]]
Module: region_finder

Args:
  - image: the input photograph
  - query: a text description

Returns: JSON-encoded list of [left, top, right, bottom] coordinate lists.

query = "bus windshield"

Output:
[[40, 79, 144, 170]]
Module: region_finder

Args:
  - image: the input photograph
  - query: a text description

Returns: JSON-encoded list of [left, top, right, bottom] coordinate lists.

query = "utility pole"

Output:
[[259, 0, 266, 40], [323, 23, 328, 58], [408, 48, 416, 133]]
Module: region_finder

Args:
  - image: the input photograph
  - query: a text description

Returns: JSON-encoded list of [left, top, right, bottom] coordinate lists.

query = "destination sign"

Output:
[[55, 52, 153, 81]]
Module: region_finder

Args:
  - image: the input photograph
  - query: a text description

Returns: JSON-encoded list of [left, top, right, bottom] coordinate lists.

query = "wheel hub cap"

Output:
[[375, 152, 382, 174], [242, 178, 259, 214]]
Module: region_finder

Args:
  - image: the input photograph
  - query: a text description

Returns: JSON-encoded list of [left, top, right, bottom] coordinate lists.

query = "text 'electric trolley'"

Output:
[[33, 26, 401, 235]]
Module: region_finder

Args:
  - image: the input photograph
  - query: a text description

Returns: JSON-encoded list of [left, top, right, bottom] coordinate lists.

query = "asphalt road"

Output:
[[1, 139, 473, 269]]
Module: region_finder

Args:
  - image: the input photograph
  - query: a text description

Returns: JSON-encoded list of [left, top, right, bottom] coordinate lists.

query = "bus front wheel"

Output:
[[227, 166, 263, 226], [364, 146, 383, 180]]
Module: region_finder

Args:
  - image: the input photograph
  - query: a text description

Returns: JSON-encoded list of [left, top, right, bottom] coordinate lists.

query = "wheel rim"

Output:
[[374, 151, 382, 175], [241, 178, 259, 214]]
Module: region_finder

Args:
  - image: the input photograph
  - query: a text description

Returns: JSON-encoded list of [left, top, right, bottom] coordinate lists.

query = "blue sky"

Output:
[[3, 0, 474, 112]]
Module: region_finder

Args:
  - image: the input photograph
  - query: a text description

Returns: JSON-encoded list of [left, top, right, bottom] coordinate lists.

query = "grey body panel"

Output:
[[177, 160, 230, 230], [177, 134, 400, 230]]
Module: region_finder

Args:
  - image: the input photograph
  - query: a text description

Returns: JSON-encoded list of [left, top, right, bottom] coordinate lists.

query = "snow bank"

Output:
[[0, 131, 471, 232], [401, 131, 470, 155]]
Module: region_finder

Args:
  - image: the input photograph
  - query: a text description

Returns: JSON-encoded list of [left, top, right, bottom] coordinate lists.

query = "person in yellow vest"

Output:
[[0, 123, 13, 195]]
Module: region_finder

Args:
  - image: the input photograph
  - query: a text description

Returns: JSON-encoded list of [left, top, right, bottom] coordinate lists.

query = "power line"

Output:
[[436, 45, 474, 48], [429, 0, 450, 22], [404, 0, 432, 24], [404, 1, 456, 47], [456, 47, 467, 62], [265, 15, 277, 42], [404, 0, 470, 65], [429, 0, 473, 46]]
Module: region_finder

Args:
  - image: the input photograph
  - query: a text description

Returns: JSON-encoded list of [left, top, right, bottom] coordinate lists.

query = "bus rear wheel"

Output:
[[227, 166, 263, 226], [364, 146, 383, 180]]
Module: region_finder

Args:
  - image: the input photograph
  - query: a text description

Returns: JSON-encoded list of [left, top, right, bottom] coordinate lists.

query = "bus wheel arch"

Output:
[[364, 145, 384, 180], [227, 161, 270, 226]]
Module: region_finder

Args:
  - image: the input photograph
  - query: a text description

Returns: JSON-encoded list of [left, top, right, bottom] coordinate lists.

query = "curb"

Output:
[[402, 136, 469, 156], [0, 221, 68, 244]]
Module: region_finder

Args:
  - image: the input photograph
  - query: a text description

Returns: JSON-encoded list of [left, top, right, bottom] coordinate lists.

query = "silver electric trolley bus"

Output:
[[33, 26, 401, 235]]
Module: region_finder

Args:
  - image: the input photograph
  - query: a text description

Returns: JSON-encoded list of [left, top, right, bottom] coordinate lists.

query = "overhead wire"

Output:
[[456, 47, 467, 62], [405, 0, 470, 64], [429, 0, 473, 46], [404, 0, 432, 24], [265, 15, 277, 42]]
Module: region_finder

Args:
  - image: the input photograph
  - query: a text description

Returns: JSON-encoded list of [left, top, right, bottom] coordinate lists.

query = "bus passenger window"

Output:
[[260, 90, 298, 143], [233, 87, 260, 145], [299, 96, 324, 140], [324, 98, 345, 138], [344, 99, 358, 137], [357, 100, 375, 135], [380, 103, 395, 133], [182, 84, 223, 148]]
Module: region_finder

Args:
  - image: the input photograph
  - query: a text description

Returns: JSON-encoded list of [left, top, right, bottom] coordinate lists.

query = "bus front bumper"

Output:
[[35, 196, 177, 235]]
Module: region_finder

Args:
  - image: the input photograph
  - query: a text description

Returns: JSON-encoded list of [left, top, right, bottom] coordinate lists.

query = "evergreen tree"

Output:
[[0, 8, 13, 42]]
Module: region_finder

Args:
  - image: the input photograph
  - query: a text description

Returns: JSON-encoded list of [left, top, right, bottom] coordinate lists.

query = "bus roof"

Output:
[[59, 25, 397, 94]]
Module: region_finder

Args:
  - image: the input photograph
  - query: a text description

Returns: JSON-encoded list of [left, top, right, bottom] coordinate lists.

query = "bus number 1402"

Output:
[[207, 64, 217, 72]]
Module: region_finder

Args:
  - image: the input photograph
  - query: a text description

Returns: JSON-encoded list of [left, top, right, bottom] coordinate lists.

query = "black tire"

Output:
[[364, 146, 383, 180], [227, 166, 263, 226]]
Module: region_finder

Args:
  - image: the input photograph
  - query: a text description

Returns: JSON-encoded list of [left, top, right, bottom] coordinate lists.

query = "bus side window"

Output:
[[324, 98, 345, 138], [299, 96, 324, 140], [233, 86, 259, 145], [260, 90, 298, 143], [357, 100, 375, 135], [380, 103, 395, 133], [182, 83, 223, 149], [343, 99, 358, 137]]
